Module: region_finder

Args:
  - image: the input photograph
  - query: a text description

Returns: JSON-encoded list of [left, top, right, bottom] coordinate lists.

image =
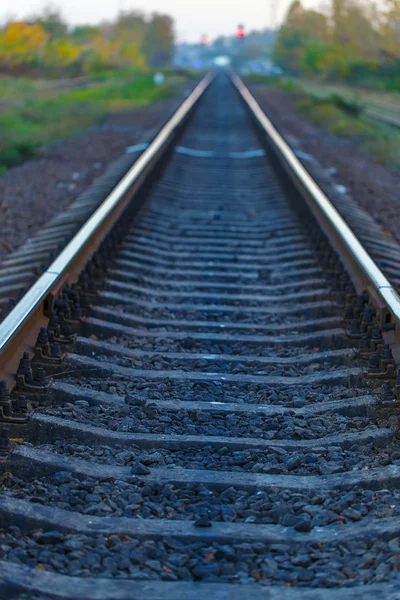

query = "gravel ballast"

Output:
[[1, 526, 400, 587], [0, 90, 193, 264], [1, 74, 400, 596], [46, 438, 400, 476]]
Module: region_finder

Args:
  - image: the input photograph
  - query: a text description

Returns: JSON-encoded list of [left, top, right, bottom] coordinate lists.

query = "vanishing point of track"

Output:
[[1, 72, 400, 599]]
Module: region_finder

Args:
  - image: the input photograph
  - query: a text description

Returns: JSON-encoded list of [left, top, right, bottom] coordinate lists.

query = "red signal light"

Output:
[[237, 24, 245, 38], [200, 34, 209, 45]]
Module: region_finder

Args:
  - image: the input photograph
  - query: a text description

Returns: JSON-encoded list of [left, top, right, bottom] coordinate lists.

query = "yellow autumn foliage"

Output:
[[115, 42, 147, 70], [0, 11, 174, 74], [44, 39, 82, 67], [0, 21, 49, 65]]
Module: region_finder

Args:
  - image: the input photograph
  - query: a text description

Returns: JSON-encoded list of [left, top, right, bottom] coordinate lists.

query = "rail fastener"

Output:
[[0, 72, 215, 393], [232, 72, 400, 365]]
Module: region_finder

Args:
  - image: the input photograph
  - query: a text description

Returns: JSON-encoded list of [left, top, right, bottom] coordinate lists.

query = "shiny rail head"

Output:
[[231, 72, 400, 353], [0, 71, 215, 369]]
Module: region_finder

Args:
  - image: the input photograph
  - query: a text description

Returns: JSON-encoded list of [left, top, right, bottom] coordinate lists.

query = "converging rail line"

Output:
[[1, 72, 400, 598]]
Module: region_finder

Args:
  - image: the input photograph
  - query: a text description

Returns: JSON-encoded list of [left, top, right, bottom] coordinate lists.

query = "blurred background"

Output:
[[0, 0, 398, 80], [0, 0, 399, 173]]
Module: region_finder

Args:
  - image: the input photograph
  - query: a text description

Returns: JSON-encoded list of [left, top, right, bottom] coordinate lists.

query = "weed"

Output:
[[293, 87, 400, 167], [245, 74, 276, 85], [329, 118, 373, 139], [296, 98, 342, 127], [246, 74, 303, 95], [328, 93, 364, 117], [0, 72, 186, 171], [272, 78, 303, 94]]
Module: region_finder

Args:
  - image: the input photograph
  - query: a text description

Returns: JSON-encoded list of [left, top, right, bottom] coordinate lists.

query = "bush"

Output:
[[297, 94, 374, 140], [296, 91, 364, 127], [329, 118, 373, 138], [0, 72, 182, 171], [245, 73, 276, 84], [246, 74, 303, 94], [0, 141, 36, 168], [328, 93, 364, 117], [296, 97, 342, 126], [272, 78, 303, 93]]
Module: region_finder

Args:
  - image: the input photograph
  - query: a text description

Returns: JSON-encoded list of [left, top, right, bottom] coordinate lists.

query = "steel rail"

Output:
[[0, 71, 215, 389], [231, 72, 400, 359]]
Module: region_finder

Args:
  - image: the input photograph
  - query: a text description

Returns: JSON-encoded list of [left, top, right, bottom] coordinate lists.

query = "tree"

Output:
[[31, 5, 68, 38], [331, 0, 380, 60], [0, 21, 49, 67], [274, 0, 385, 77], [70, 25, 101, 43], [381, 0, 400, 58], [143, 13, 175, 68], [43, 38, 82, 69], [106, 10, 148, 69], [332, 0, 348, 45], [347, 1, 381, 60], [273, 1, 329, 73], [0, 7, 176, 76]]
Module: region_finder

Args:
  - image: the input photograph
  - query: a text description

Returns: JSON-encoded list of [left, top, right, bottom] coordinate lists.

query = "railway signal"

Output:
[[236, 24, 246, 38], [200, 34, 209, 45]]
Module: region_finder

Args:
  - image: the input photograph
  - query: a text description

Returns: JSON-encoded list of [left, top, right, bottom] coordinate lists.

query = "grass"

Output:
[[88, 66, 200, 83], [0, 77, 40, 100], [297, 95, 400, 167], [247, 73, 400, 168], [0, 70, 190, 172], [296, 78, 400, 125], [245, 73, 302, 94], [296, 95, 400, 167]]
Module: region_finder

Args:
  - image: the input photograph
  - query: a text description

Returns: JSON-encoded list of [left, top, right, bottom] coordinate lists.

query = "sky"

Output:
[[0, 0, 321, 42]]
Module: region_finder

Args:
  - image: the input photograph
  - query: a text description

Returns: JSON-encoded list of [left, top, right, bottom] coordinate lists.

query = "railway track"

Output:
[[1, 71, 400, 598]]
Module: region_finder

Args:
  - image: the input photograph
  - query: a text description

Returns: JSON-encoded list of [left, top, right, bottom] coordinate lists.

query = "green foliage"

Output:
[[245, 74, 303, 94], [274, 0, 400, 90], [297, 97, 342, 127], [0, 142, 36, 168], [328, 93, 364, 116], [329, 118, 372, 137], [301, 43, 327, 74], [88, 67, 144, 82], [33, 5, 68, 39], [272, 78, 303, 93], [273, 1, 329, 74], [293, 90, 400, 166], [0, 77, 35, 98], [0, 72, 184, 171], [297, 93, 364, 122], [142, 13, 174, 68], [70, 25, 101, 43], [343, 59, 400, 91], [245, 73, 277, 84], [164, 67, 200, 80], [0, 8, 175, 77]]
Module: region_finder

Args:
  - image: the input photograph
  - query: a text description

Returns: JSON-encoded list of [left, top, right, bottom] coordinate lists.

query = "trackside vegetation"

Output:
[[246, 74, 400, 168], [0, 7, 185, 172], [273, 0, 400, 91], [0, 71, 189, 173]]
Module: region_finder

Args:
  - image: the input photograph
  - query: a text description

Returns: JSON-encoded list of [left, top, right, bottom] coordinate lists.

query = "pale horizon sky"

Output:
[[0, 0, 321, 42]]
